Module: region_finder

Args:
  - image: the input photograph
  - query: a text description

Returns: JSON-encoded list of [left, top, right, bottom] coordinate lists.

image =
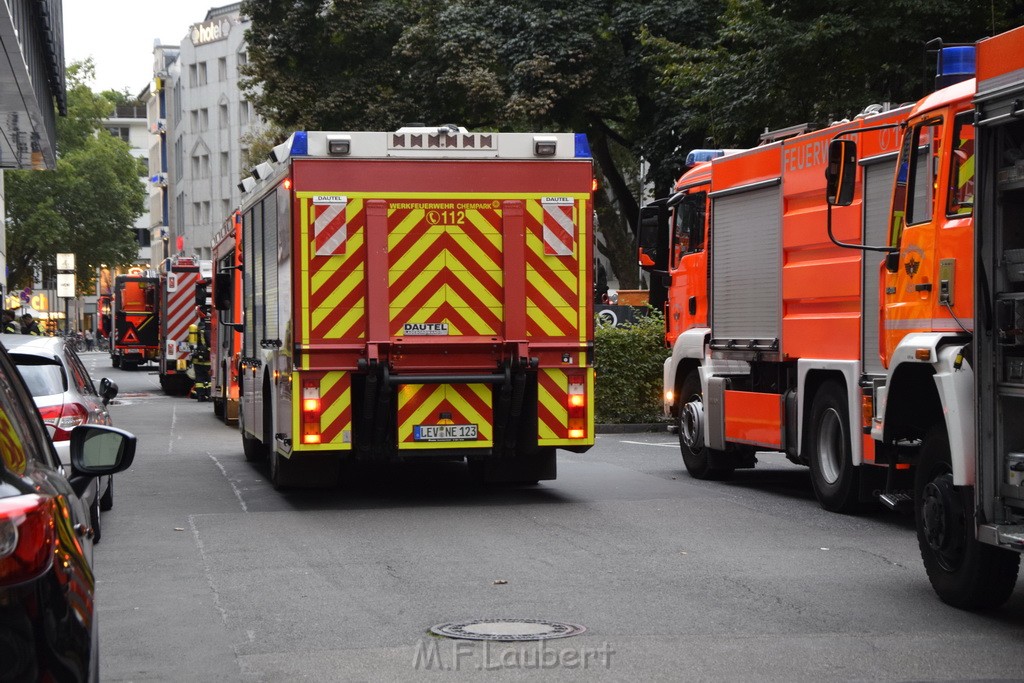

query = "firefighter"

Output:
[[2, 310, 19, 334], [20, 314, 42, 336], [189, 280, 212, 402]]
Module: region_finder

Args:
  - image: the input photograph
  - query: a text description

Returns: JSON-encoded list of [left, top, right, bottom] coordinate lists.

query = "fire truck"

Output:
[[157, 256, 206, 396], [223, 127, 596, 488], [111, 271, 159, 370], [210, 211, 243, 423], [825, 26, 1024, 609], [640, 103, 913, 512]]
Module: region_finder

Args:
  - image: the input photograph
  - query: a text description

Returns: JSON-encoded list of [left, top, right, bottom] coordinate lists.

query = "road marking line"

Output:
[[188, 515, 229, 626], [208, 452, 248, 512], [620, 440, 678, 448]]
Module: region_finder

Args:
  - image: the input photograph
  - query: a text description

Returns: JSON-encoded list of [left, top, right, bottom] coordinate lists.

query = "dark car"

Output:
[[0, 339, 135, 681]]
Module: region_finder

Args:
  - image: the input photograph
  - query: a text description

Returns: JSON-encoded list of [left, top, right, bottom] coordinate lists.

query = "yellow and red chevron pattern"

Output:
[[293, 371, 353, 451], [537, 368, 595, 446], [303, 195, 366, 342], [524, 199, 583, 339], [388, 204, 504, 336], [397, 383, 493, 449]]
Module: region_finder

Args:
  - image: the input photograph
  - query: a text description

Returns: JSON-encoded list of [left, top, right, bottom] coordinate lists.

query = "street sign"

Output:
[[56, 253, 75, 271], [57, 273, 75, 297]]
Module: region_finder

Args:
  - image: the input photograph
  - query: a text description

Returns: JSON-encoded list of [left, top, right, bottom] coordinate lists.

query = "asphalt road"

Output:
[[80, 352, 1024, 682]]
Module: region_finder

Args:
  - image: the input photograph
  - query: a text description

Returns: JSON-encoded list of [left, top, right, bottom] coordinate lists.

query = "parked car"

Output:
[[0, 337, 135, 681], [0, 334, 119, 542]]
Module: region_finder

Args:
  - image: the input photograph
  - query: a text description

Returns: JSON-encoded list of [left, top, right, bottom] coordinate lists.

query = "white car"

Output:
[[0, 334, 119, 541]]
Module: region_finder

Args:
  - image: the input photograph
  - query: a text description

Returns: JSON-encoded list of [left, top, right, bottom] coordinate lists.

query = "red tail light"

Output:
[[567, 373, 586, 439], [301, 380, 321, 445], [0, 494, 55, 586], [38, 403, 90, 441]]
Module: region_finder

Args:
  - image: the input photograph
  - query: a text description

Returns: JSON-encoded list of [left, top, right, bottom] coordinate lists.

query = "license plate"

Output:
[[413, 424, 478, 442]]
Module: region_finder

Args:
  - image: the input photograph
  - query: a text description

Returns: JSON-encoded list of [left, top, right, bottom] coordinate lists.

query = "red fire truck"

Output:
[[211, 211, 243, 422], [222, 127, 596, 488], [158, 256, 207, 396], [111, 270, 159, 370], [827, 26, 1024, 608]]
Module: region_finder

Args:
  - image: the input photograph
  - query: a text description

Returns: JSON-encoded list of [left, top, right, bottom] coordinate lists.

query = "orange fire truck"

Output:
[[157, 256, 206, 396], [210, 211, 243, 423], [825, 26, 1024, 609], [111, 270, 159, 370], [223, 127, 596, 488], [641, 103, 913, 512]]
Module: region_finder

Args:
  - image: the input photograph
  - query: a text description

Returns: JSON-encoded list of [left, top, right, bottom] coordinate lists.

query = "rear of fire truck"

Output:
[[229, 127, 596, 489], [158, 257, 203, 396], [111, 272, 159, 370]]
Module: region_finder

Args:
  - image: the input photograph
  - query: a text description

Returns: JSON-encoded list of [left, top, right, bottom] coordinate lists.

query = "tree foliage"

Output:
[[240, 0, 717, 288], [6, 61, 144, 292]]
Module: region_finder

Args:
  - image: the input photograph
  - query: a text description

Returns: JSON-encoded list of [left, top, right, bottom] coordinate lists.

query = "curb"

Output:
[[595, 423, 669, 434]]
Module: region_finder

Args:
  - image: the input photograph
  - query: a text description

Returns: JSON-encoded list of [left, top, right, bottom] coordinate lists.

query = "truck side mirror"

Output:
[[826, 139, 857, 206], [214, 272, 233, 311], [637, 200, 669, 272], [195, 281, 209, 307]]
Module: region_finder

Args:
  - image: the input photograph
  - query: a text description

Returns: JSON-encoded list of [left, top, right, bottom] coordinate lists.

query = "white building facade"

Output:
[[150, 2, 262, 266]]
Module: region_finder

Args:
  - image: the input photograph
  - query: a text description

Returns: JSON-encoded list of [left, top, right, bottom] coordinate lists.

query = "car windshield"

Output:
[[11, 356, 66, 397]]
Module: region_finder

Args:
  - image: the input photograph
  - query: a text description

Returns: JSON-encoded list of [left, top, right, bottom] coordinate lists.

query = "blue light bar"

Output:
[[938, 46, 975, 78], [574, 133, 592, 158], [290, 131, 309, 157], [685, 149, 726, 166]]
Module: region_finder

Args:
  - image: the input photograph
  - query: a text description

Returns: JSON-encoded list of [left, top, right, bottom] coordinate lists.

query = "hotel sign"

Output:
[[191, 18, 232, 46]]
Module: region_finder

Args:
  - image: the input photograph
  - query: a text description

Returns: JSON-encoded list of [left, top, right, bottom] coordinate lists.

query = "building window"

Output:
[[202, 201, 211, 224], [218, 57, 227, 81], [219, 103, 229, 129], [237, 51, 247, 67], [192, 155, 200, 178], [190, 110, 199, 132], [136, 228, 151, 247], [189, 64, 197, 86], [222, 199, 231, 220], [105, 126, 130, 142], [200, 108, 209, 131], [198, 62, 208, 86], [193, 202, 202, 224], [220, 151, 229, 173], [239, 101, 250, 125], [200, 154, 210, 179]]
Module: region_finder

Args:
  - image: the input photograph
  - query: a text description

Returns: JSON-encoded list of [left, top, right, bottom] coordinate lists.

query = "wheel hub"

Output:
[[680, 398, 704, 450], [816, 408, 844, 485], [920, 473, 966, 569]]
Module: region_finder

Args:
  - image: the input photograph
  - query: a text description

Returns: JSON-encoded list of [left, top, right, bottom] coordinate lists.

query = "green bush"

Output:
[[594, 311, 669, 424]]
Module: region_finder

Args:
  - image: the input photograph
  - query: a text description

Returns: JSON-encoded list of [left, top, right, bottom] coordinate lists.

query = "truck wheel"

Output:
[[807, 380, 860, 513], [112, 354, 120, 368], [678, 371, 733, 480], [213, 397, 225, 419], [240, 408, 265, 462], [915, 425, 1019, 610]]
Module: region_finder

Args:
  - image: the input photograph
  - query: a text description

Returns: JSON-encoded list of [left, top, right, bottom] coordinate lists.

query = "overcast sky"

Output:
[[63, 0, 230, 95]]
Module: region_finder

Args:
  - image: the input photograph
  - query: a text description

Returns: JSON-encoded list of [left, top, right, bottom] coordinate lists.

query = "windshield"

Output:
[[11, 357, 67, 397]]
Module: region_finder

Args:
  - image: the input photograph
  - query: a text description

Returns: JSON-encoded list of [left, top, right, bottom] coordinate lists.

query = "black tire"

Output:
[[915, 424, 1020, 610], [90, 490, 102, 545], [807, 380, 860, 513], [678, 371, 734, 480], [213, 397, 225, 419], [99, 476, 113, 512], [112, 354, 120, 368], [240, 406, 265, 462]]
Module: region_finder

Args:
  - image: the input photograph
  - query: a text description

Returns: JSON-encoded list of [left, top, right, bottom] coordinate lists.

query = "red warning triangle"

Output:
[[122, 326, 140, 344]]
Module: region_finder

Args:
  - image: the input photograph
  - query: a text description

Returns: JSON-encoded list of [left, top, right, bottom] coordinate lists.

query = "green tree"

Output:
[[240, 0, 718, 289], [6, 61, 143, 292], [645, 0, 1024, 148]]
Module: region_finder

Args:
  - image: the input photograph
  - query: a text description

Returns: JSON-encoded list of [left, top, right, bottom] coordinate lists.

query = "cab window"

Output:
[[905, 119, 943, 226], [947, 113, 974, 216], [671, 190, 707, 269]]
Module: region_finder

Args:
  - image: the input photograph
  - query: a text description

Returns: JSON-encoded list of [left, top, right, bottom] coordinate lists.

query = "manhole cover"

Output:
[[430, 619, 586, 642]]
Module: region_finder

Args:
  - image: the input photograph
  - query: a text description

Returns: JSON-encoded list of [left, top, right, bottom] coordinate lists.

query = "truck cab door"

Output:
[[666, 188, 710, 345]]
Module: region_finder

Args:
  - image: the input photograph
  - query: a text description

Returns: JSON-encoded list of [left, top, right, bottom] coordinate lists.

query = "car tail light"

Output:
[[301, 381, 321, 444], [567, 373, 586, 439], [0, 494, 55, 586], [38, 403, 90, 441]]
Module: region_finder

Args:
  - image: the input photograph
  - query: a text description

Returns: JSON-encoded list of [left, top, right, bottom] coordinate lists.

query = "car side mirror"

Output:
[[70, 425, 136, 478], [99, 377, 118, 405]]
